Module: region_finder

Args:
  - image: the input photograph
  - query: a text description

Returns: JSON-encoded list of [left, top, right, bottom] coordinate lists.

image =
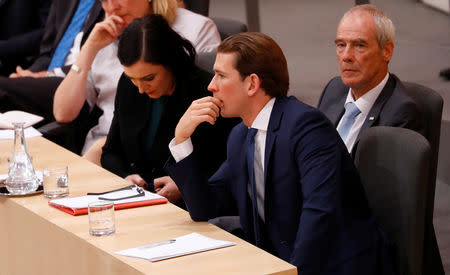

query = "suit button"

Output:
[[130, 162, 135, 168]]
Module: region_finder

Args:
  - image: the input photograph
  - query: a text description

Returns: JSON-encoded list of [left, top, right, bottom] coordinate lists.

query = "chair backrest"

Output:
[[211, 17, 248, 41], [404, 82, 443, 216], [355, 126, 430, 275], [183, 0, 210, 16], [195, 51, 216, 73], [195, 18, 247, 73], [403, 82, 444, 274]]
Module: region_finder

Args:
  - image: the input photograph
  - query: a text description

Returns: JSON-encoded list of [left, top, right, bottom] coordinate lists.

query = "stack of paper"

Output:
[[49, 187, 168, 215], [0, 110, 44, 129], [116, 232, 236, 262]]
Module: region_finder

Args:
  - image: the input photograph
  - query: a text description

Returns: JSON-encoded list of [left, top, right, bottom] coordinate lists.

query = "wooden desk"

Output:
[[0, 137, 296, 275]]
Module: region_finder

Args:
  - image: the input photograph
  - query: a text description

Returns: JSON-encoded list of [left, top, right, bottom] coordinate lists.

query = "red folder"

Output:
[[48, 198, 168, 216]]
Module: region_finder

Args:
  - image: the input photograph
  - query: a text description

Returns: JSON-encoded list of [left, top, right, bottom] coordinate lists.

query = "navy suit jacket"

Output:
[[166, 96, 395, 274], [317, 74, 425, 156], [0, 0, 50, 57]]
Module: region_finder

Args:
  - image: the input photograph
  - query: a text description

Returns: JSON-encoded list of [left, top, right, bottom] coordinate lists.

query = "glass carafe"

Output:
[[5, 122, 38, 194]]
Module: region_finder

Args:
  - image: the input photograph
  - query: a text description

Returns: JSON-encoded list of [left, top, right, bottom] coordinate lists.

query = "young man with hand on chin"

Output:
[[165, 32, 396, 275]]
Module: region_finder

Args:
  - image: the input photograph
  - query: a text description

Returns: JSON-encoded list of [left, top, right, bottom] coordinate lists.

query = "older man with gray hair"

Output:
[[319, 4, 444, 275], [318, 4, 424, 155]]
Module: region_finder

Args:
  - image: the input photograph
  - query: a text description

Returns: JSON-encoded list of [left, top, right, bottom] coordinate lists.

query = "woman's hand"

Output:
[[125, 174, 147, 187], [175, 96, 223, 144], [84, 15, 125, 52], [154, 176, 182, 203]]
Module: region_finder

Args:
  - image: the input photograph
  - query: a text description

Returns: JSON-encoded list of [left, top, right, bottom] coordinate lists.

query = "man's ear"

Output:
[[382, 40, 394, 63], [246, 73, 261, 97]]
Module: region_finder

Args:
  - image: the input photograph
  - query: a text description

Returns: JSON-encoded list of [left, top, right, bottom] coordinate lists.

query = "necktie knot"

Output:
[[344, 102, 361, 119], [247, 128, 258, 143]]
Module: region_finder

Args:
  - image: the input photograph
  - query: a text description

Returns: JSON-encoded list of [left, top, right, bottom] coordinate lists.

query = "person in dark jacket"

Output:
[[0, 0, 51, 76], [101, 14, 236, 204]]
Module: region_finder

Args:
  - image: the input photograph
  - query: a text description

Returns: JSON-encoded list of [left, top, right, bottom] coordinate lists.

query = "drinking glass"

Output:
[[88, 201, 115, 236], [43, 166, 69, 198]]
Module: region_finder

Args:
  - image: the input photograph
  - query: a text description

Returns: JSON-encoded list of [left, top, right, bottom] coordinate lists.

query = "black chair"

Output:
[[212, 17, 248, 41], [183, 0, 248, 40], [403, 82, 445, 275], [355, 126, 430, 275]]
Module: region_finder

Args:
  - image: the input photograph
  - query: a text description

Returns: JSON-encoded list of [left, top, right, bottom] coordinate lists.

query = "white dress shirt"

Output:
[[169, 98, 276, 222], [337, 73, 389, 152]]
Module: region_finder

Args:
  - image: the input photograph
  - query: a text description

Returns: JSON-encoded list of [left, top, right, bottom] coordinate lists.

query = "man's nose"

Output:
[[342, 46, 354, 62], [103, 0, 119, 14], [208, 77, 217, 93]]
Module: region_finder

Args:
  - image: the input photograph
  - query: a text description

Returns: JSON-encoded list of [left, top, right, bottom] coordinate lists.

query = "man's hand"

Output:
[[9, 66, 47, 78], [154, 176, 182, 203], [125, 174, 147, 187], [175, 96, 223, 144]]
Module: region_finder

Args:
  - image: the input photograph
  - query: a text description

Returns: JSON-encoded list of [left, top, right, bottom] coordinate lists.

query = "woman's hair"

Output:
[[118, 14, 196, 83], [152, 0, 178, 25]]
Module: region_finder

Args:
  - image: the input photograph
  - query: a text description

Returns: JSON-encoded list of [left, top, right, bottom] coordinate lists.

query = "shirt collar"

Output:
[[345, 72, 389, 115], [251, 97, 276, 131]]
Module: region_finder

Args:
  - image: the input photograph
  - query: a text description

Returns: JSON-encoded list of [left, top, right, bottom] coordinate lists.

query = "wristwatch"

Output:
[[46, 70, 56, 77]]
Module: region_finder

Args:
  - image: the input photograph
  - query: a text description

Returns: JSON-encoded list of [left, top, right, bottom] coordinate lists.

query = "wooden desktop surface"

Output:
[[0, 137, 297, 275]]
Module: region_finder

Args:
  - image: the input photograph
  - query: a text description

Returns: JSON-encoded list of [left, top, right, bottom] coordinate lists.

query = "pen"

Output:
[[138, 239, 176, 250]]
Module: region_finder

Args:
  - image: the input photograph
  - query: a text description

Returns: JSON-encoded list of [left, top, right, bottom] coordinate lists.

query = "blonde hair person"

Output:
[[176, 0, 186, 9], [151, 0, 178, 25], [52, 0, 220, 163]]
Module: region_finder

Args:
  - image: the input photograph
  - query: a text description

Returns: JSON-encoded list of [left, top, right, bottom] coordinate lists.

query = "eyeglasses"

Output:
[[98, 186, 145, 201]]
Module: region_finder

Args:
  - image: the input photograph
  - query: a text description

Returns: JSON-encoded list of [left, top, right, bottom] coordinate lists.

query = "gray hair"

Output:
[[342, 4, 395, 48]]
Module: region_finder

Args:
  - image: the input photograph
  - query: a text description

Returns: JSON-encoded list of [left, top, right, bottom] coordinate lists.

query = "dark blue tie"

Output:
[[48, 0, 95, 70], [246, 128, 260, 245]]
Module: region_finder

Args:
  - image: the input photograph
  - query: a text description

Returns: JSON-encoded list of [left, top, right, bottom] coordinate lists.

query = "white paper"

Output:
[[0, 127, 42, 140], [0, 111, 44, 129], [115, 232, 236, 262], [50, 187, 165, 209]]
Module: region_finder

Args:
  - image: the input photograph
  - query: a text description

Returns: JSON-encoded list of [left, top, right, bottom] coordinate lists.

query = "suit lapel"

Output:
[[264, 98, 283, 179], [55, 0, 80, 44], [328, 89, 347, 127], [356, 74, 396, 142], [263, 98, 283, 220]]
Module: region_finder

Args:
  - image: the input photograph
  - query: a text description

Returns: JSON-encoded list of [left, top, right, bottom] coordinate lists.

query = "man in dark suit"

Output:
[[0, 0, 103, 120], [165, 32, 395, 275], [317, 4, 424, 156], [319, 5, 444, 275], [0, 0, 51, 76]]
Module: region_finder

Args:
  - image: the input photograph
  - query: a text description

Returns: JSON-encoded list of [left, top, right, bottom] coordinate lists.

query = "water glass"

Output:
[[43, 166, 69, 198], [88, 201, 115, 236]]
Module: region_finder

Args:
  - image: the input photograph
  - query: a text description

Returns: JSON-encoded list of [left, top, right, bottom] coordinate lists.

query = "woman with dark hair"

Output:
[[101, 14, 235, 204]]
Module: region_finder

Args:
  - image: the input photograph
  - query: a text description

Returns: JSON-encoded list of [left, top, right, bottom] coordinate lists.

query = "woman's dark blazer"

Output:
[[101, 67, 237, 191]]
